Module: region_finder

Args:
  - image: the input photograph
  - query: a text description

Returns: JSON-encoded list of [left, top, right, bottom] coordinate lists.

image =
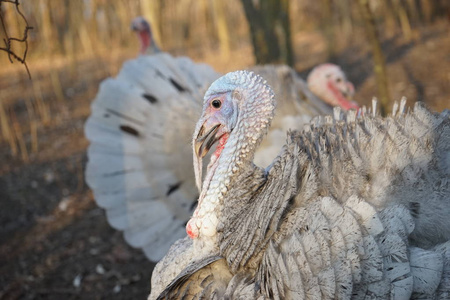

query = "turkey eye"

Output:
[[336, 78, 342, 83], [211, 99, 221, 109]]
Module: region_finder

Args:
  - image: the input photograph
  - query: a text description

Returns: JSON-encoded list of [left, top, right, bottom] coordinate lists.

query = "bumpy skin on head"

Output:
[[150, 69, 450, 299], [188, 70, 275, 243], [307, 63, 358, 110]]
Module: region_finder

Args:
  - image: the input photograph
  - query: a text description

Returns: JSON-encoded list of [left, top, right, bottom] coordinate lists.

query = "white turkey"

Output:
[[85, 18, 360, 262], [84, 53, 219, 261], [307, 63, 358, 111], [149, 71, 450, 299]]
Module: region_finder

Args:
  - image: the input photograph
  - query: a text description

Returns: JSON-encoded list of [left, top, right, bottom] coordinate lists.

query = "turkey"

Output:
[[131, 16, 161, 55], [307, 63, 358, 111], [85, 19, 359, 262], [150, 71, 450, 299]]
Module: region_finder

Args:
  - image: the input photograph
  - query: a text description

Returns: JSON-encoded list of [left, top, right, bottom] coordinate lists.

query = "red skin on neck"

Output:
[[214, 133, 229, 158], [138, 31, 151, 54], [186, 221, 197, 238], [327, 81, 359, 110]]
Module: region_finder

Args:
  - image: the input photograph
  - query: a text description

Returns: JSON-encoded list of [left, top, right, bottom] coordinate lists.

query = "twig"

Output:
[[0, 0, 33, 78]]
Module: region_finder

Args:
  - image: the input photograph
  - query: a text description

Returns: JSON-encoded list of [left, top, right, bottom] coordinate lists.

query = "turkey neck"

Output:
[[188, 72, 276, 252], [138, 29, 160, 55], [138, 31, 151, 55]]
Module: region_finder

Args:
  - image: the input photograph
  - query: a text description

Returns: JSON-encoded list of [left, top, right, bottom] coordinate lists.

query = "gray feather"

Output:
[[151, 96, 450, 299]]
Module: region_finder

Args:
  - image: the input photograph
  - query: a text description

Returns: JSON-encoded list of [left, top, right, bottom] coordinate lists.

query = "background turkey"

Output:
[[307, 63, 358, 111], [131, 16, 161, 55], [84, 17, 361, 262], [150, 71, 450, 299]]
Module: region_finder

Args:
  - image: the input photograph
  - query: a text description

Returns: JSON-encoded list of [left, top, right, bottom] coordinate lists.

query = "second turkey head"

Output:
[[131, 16, 160, 55], [307, 63, 358, 110]]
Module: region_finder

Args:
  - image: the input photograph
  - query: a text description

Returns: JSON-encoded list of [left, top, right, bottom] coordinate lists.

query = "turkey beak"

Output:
[[341, 89, 350, 99], [195, 124, 220, 159], [345, 82, 355, 100]]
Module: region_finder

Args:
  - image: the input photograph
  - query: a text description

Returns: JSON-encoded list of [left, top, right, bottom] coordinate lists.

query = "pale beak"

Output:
[[341, 82, 355, 100], [194, 124, 221, 159], [193, 123, 221, 192]]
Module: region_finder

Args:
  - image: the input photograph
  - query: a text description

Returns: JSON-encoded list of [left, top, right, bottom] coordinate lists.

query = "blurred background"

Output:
[[0, 0, 449, 299]]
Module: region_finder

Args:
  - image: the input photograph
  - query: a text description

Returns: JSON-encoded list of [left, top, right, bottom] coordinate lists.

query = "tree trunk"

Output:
[[240, 0, 294, 66], [40, 0, 56, 53], [406, 0, 421, 25], [338, 0, 354, 39], [88, 0, 99, 52], [357, 0, 391, 116], [212, 0, 231, 58], [322, 0, 336, 60], [383, 0, 400, 37], [420, 0, 433, 23], [279, 0, 294, 66]]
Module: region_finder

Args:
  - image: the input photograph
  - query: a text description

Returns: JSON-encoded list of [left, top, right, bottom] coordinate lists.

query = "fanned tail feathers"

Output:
[[85, 53, 220, 261]]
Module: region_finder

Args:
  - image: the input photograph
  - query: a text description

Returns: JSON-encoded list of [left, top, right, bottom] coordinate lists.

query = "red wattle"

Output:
[[327, 81, 359, 111], [186, 220, 198, 239], [139, 31, 151, 54]]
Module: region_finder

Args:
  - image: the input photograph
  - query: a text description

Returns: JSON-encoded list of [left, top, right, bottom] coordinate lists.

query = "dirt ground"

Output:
[[0, 20, 449, 299]]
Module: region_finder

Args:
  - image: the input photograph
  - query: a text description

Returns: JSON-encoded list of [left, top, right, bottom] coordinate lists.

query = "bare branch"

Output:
[[0, 0, 33, 78]]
